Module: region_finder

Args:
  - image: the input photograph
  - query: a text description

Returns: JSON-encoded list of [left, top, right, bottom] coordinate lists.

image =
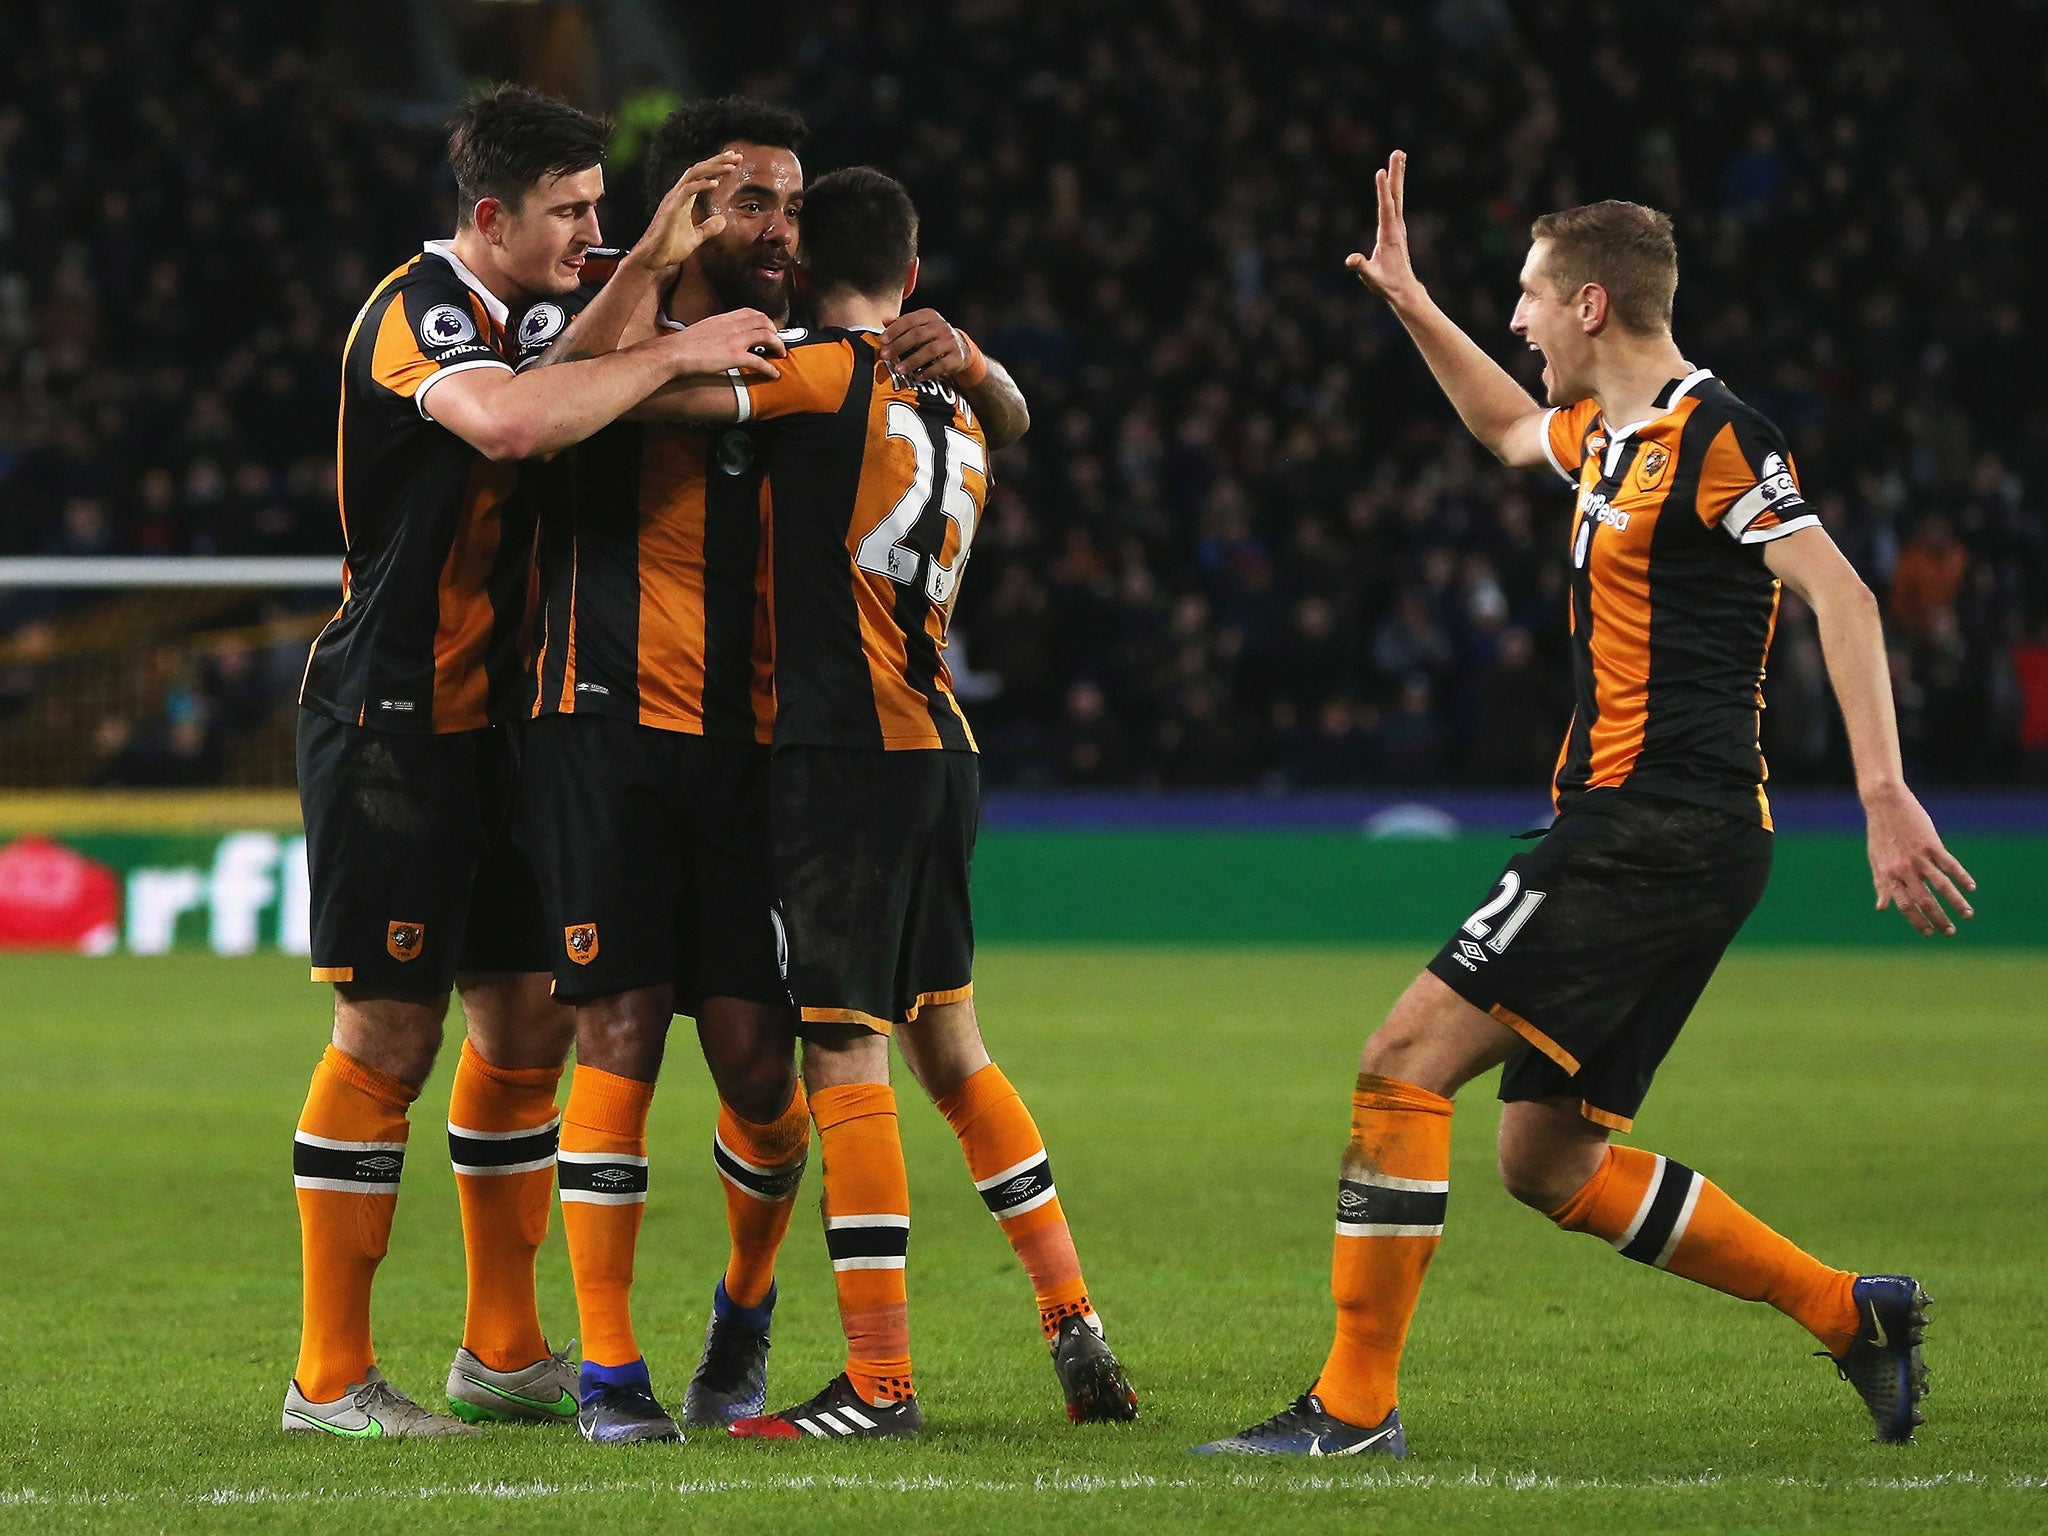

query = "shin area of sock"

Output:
[[292, 1046, 416, 1402], [1310, 1073, 1452, 1428]]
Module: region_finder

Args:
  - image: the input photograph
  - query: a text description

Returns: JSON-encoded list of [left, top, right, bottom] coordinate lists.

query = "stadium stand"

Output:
[[1, 0, 2040, 788]]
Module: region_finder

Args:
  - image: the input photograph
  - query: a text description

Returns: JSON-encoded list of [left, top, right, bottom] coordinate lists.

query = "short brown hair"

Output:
[[447, 85, 612, 226], [1529, 201, 1677, 334], [800, 167, 919, 299]]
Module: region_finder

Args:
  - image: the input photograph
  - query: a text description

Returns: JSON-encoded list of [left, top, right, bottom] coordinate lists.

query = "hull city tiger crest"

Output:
[[565, 923, 600, 965], [1637, 443, 1671, 489], [386, 921, 425, 962]]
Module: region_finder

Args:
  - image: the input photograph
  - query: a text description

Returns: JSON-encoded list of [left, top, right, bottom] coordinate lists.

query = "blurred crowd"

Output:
[[3, 0, 2043, 787]]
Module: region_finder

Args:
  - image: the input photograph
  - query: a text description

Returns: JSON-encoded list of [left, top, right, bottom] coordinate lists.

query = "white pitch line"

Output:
[[5, 1470, 2045, 1508]]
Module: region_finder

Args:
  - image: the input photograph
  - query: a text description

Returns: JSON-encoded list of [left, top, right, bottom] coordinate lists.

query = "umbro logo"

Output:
[[999, 1174, 1040, 1200], [592, 1168, 633, 1185], [357, 1155, 401, 1173], [1458, 939, 1488, 964], [1338, 1189, 1367, 1210]]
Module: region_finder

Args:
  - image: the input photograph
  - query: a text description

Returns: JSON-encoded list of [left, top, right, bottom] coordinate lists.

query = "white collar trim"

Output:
[[422, 240, 510, 328], [1598, 368, 1715, 476], [1666, 366, 1714, 404]]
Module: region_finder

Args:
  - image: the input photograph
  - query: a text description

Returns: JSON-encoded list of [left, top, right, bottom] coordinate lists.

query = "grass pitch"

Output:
[[3, 946, 2044, 1533]]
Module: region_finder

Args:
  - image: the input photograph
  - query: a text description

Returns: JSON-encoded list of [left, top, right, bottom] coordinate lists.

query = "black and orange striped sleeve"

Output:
[[736, 337, 859, 423], [1692, 414, 1819, 546], [370, 277, 509, 419], [1541, 397, 1602, 483]]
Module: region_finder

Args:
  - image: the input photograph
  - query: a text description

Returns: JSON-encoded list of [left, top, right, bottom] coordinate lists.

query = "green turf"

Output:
[[3, 947, 2044, 1533]]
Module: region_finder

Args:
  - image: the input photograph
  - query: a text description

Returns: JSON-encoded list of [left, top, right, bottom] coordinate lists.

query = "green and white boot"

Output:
[[283, 1367, 480, 1438], [446, 1343, 580, 1425]]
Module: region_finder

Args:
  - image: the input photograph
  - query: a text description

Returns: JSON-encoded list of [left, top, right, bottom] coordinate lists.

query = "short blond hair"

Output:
[[1529, 201, 1677, 334]]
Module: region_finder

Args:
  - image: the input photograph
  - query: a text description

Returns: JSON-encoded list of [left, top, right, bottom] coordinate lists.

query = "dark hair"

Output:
[[447, 84, 612, 226], [1529, 200, 1678, 334], [644, 95, 809, 205], [799, 167, 919, 299]]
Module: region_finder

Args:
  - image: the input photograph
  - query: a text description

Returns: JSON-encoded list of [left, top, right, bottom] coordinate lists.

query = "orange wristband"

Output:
[[956, 331, 989, 389]]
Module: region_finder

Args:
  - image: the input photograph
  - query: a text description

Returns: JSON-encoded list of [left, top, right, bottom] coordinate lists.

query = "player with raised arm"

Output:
[[284, 84, 783, 1439], [1196, 153, 1974, 1458], [507, 97, 823, 1445], [636, 166, 1133, 1441]]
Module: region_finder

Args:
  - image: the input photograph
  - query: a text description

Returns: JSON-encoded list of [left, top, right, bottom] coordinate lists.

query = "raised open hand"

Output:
[[1344, 150, 1422, 307]]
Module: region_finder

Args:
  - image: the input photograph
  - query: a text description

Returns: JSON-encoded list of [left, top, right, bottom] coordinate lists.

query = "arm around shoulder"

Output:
[[425, 314, 786, 459]]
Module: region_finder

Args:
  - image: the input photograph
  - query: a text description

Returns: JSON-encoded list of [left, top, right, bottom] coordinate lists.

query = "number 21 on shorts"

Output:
[[1462, 870, 1546, 954]]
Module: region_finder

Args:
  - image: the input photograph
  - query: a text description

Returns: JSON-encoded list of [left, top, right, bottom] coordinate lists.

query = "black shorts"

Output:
[[522, 712, 784, 1012], [772, 745, 979, 1035], [296, 709, 547, 993], [1426, 790, 1772, 1132]]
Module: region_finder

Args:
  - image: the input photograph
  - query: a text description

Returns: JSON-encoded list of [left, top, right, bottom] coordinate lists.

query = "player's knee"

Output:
[[533, 1006, 576, 1063], [461, 977, 574, 1070], [897, 1001, 990, 1101], [573, 989, 671, 1076], [1359, 995, 1445, 1083], [801, 1028, 890, 1090], [1498, 1148, 1570, 1212], [1358, 1017, 1422, 1079], [369, 1033, 442, 1090], [1497, 1138, 1603, 1215], [697, 1001, 798, 1121], [332, 988, 448, 1089], [716, 1052, 798, 1124]]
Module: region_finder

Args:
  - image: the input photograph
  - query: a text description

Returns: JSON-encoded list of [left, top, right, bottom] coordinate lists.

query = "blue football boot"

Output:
[[1826, 1274, 1930, 1443], [683, 1280, 774, 1427], [1192, 1392, 1406, 1457], [576, 1359, 682, 1445]]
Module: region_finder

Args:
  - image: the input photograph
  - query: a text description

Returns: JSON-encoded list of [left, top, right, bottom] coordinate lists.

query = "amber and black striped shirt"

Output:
[[1542, 369, 1819, 828], [740, 328, 988, 752], [301, 242, 536, 733], [517, 285, 774, 742]]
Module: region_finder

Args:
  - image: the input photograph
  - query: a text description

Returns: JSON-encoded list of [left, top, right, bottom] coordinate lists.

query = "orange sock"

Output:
[[1550, 1145, 1861, 1354], [1310, 1073, 1453, 1428], [557, 1066, 654, 1369], [813, 1082, 914, 1404], [714, 1083, 810, 1309], [448, 1040, 563, 1370], [292, 1045, 415, 1403], [936, 1064, 1095, 1344]]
